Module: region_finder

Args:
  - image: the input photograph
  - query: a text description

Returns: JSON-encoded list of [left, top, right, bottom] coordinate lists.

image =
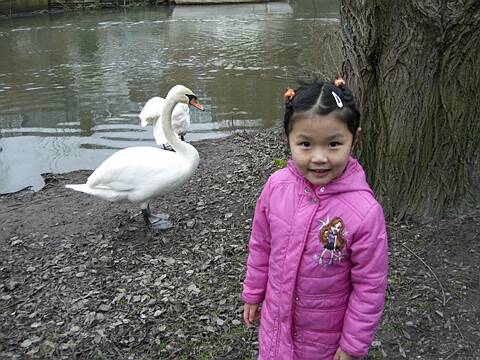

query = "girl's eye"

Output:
[[299, 141, 311, 148], [329, 141, 340, 148]]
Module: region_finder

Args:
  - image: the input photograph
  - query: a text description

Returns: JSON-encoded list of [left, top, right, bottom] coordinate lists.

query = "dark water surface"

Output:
[[0, 0, 339, 193]]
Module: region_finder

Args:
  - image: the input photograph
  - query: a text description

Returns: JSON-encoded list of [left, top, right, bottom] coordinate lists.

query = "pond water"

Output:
[[0, 0, 340, 193]]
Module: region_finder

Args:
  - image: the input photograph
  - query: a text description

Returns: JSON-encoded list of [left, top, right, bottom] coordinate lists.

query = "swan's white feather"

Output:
[[139, 97, 165, 127], [67, 146, 193, 205], [139, 96, 190, 145]]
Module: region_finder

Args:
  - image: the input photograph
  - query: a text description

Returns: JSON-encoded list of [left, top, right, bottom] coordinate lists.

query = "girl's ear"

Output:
[[352, 127, 362, 150]]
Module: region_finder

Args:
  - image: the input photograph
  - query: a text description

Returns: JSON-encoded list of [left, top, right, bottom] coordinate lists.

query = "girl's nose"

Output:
[[312, 149, 327, 163]]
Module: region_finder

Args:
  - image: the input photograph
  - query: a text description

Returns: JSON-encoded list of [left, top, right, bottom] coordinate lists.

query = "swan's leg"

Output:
[[141, 204, 172, 230], [180, 135, 185, 141]]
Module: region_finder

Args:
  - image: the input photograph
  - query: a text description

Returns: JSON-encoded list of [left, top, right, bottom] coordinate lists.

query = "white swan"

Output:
[[139, 96, 190, 146], [66, 85, 204, 230]]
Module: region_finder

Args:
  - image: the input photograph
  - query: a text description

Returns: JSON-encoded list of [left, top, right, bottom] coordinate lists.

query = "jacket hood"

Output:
[[287, 157, 373, 196]]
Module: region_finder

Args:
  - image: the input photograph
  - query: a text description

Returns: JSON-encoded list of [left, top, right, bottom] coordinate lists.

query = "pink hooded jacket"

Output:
[[242, 158, 388, 359]]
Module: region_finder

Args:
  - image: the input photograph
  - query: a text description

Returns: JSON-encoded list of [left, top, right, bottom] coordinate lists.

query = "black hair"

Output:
[[283, 77, 360, 140]]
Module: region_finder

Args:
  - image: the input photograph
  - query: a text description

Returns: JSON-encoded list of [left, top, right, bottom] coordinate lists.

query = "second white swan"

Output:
[[139, 96, 190, 146]]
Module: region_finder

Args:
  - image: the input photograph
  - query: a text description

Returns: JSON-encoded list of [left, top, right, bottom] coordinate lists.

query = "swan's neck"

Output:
[[161, 98, 198, 162]]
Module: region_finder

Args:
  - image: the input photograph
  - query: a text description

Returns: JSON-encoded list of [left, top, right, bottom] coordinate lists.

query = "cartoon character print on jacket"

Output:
[[317, 217, 346, 266]]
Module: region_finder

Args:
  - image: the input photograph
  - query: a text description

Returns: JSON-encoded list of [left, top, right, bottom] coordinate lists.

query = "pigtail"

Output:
[[319, 82, 341, 109], [283, 88, 296, 136], [333, 76, 354, 107]]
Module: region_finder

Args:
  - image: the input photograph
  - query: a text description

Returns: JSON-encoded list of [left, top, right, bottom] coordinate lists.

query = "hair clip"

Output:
[[332, 91, 343, 108], [334, 77, 346, 88], [284, 88, 295, 101]]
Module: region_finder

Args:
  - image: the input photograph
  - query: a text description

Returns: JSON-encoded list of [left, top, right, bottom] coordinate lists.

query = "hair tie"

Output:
[[334, 77, 346, 88], [284, 88, 296, 101]]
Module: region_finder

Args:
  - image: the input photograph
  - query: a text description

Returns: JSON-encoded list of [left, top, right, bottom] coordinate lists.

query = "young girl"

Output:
[[242, 78, 388, 360]]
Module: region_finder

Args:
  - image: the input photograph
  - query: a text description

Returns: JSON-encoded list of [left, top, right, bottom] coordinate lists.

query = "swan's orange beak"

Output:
[[189, 97, 205, 111]]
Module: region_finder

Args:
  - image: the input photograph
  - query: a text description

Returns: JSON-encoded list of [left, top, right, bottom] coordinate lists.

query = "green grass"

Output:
[[274, 159, 287, 168], [93, 351, 106, 360]]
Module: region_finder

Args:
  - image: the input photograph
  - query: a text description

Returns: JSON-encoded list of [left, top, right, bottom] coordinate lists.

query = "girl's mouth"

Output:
[[310, 169, 330, 177], [311, 169, 329, 174]]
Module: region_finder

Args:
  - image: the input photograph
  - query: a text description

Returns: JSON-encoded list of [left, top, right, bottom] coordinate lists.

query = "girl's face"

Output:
[[288, 113, 358, 187]]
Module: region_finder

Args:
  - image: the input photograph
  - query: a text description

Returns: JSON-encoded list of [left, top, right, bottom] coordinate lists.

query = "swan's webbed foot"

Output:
[[142, 206, 173, 231], [149, 218, 173, 231]]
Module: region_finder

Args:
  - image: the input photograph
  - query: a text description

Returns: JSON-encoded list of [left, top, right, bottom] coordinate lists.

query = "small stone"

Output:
[[99, 255, 111, 263], [20, 339, 32, 348], [21, 336, 41, 348], [70, 325, 80, 332], [98, 304, 111, 312], [5, 281, 19, 291], [44, 340, 56, 348], [187, 284, 200, 294], [26, 347, 39, 355]]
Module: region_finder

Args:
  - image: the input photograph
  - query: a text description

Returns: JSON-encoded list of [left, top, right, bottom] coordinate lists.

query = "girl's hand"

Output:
[[333, 347, 361, 360], [243, 303, 261, 328]]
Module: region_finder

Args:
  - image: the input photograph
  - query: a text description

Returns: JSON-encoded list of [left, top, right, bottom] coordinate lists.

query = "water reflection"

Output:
[[0, 0, 340, 193]]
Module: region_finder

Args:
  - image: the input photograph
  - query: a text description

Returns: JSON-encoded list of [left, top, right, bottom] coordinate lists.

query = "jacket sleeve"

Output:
[[339, 203, 388, 357], [241, 179, 272, 305]]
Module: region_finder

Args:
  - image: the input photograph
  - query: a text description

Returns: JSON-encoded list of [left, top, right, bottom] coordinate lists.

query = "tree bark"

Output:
[[340, 0, 480, 220]]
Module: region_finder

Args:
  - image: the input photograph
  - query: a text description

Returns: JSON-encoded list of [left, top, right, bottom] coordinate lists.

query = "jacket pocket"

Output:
[[296, 287, 350, 311], [300, 329, 341, 348], [294, 290, 349, 333]]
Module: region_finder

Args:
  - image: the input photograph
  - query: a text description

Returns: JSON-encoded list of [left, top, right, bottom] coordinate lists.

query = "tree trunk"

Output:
[[340, 0, 480, 220]]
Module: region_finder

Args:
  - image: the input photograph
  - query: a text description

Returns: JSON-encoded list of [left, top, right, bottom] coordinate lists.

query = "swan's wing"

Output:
[[172, 104, 190, 136], [139, 97, 165, 127], [86, 147, 180, 191]]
